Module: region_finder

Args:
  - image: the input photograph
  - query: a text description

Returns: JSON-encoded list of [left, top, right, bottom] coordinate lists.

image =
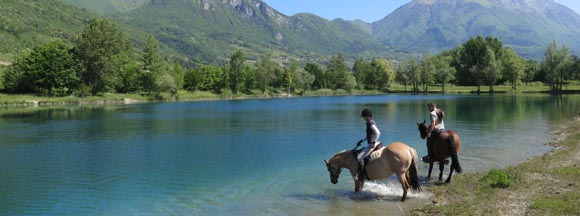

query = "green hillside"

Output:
[[0, 0, 94, 61], [62, 0, 149, 15], [3, 0, 580, 64], [113, 0, 385, 64], [372, 0, 580, 59]]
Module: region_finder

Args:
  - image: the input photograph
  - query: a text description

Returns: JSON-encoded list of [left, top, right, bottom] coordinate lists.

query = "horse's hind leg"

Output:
[[445, 164, 454, 183], [438, 162, 445, 182], [397, 173, 409, 201]]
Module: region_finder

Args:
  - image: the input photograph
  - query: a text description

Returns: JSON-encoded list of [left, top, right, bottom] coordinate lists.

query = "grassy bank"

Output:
[[411, 115, 580, 215], [1, 82, 579, 107]]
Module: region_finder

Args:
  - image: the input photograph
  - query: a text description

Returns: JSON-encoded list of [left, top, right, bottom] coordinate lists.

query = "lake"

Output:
[[1, 94, 579, 215]]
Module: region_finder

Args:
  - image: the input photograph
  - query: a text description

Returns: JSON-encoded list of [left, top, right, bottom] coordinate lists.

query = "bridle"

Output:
[[327, 164, 343, 179], [327, 151, 354, 179]]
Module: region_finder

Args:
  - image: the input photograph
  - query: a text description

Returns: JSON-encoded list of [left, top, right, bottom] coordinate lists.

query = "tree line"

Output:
[[1, 18, 579, 98]]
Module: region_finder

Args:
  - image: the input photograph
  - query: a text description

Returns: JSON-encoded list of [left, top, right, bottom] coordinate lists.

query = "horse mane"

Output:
[[330, 150, 351, 163]]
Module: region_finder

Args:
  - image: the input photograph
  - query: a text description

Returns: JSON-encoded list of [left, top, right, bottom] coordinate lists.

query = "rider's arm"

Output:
[[428, 113, 436, 136], [371, 124, 380, 143]]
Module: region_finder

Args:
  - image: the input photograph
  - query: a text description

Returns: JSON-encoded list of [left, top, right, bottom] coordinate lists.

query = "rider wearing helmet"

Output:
[[356, 108, 381, 180]]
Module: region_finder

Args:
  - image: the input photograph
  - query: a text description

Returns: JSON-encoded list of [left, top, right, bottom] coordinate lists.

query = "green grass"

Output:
[[479, 169, 515, 188], [531, 193, 580, 215]]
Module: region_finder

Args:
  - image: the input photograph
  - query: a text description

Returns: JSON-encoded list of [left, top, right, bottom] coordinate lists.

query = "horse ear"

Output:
[[423, 120, 426, 124], [416, 122, 420, 126], [324, 159, 329, 165]]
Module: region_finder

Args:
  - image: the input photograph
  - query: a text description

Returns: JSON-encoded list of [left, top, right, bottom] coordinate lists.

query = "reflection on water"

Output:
[[0, 94, 579, 215]]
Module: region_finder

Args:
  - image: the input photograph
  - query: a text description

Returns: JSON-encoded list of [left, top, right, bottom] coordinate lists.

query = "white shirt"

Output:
[[430, 109, 445, 131]]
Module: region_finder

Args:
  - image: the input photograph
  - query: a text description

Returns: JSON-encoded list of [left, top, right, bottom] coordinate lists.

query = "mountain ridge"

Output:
[[2, 0, 580, 63]]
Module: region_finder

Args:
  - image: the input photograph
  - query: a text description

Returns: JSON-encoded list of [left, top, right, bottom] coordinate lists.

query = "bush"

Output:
[[479, 169, 512, 188]]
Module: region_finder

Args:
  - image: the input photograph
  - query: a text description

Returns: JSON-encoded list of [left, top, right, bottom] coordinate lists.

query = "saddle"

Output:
[[352, 142, 383, 180], [353, 142, 384, 165]]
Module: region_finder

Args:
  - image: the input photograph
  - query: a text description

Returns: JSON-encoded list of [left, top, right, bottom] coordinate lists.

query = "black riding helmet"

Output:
[[361, 108, 372, 117]]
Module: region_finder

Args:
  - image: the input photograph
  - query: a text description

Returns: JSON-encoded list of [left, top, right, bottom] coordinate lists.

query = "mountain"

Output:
[[0, 0, 94, 60], [62, 0, 149, 15], [371, 0, 580, 58], [2, 0, 580, 63], [111, 0, 384, 64]]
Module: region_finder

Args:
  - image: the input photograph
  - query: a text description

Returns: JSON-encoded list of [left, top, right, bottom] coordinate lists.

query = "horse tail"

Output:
[[408, 148, 421, 191], [449, 135, 463, 173]]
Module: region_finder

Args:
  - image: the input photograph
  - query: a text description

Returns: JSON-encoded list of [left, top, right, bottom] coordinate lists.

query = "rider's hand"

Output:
[[357, 139, 364, 146]]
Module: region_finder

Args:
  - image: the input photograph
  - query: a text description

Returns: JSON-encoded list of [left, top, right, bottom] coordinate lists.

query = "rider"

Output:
[[356, 108, 381, 180], [423, 102, 445, 163]]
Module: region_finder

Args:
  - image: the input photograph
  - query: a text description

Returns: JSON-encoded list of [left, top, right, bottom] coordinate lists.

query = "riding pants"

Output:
[[357, 142, 378, 163]]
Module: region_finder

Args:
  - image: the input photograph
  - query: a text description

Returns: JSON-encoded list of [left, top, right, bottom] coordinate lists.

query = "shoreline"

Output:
[[410, 115, 580, 215], [2, 88, 579, 108]]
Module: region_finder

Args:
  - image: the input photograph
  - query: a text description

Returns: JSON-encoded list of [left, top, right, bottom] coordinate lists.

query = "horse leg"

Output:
[[438, 162, 445, 182], [397, 173, 409, 202], [445, 164, 455, 183], [427, 162, 434, 179], [354, 180, 364, 192]]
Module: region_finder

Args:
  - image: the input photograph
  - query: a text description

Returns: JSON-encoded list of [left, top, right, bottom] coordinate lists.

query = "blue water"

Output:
[[0, 94, 579, 215]]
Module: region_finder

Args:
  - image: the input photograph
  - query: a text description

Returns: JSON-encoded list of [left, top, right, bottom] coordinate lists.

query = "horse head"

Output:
[[416, 120, 428, 139], [324, 159, 342, 184]]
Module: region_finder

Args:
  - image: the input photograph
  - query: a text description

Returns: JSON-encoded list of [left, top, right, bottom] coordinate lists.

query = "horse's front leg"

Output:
[[427, 163, 434, 179], [438, 162, 445, 182], [354, 180, 364, 192]]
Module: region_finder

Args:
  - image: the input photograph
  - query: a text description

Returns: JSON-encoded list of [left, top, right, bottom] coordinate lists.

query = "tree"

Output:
[[522, 59, 540, 83], [142, 35, 166, 94], [419, 55, 435, 92], [501, 48, 524, 90], [326, 53, 349, 90], [395, 63, 409, 92], [433, 55, 456, 92], [405, 58, 421, 92], [293, 68, 315, 95], [8, 39, 78, 96], [459, 36, 487, 86], [229, 50, 245, 94], [482, 47, 500, 93], [305, 62, 325, 90], [542, 40, 573, 92], [111, 51, 141, 93], [172, 63, 185, 90], [284, 60, 299, 95], [255, 53, 276, 93], [352, 58, 370, 89], [75, 18, 130, 95], [371, 58, 395, 90]]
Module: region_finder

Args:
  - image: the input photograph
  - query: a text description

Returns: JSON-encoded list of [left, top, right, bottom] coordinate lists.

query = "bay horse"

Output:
[[324, 142, 421, 201], [417, 121, 462, 183]]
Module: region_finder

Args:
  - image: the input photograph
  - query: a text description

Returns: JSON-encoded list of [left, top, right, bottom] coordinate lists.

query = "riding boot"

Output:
[[422, 138, 435, 163], [356, 161, 365, 181]]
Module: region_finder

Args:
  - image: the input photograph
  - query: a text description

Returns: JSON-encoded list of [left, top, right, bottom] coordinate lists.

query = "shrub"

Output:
[[479, 169, 512, 188]]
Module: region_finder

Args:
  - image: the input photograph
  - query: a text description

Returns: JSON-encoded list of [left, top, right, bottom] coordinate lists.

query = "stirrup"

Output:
[[421, 156, 435, 163]]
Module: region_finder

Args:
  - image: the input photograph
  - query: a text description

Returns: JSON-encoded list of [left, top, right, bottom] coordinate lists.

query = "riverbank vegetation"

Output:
[[412, 116, 580, 215], [0, 18, 579, 106]]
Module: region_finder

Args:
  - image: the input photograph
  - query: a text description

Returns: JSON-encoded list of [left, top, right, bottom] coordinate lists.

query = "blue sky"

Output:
[[262, 0, 580, 23]]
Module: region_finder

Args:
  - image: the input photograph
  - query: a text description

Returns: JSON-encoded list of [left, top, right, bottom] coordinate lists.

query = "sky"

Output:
[[262, 0, 580, 23]]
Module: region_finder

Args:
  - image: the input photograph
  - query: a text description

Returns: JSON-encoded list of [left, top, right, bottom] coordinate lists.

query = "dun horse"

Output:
[[417, 121, 462, 183], [324, 142, 421, 201]]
